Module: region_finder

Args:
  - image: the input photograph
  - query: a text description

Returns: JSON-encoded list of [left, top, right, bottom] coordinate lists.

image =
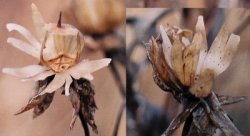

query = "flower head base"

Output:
[[147, 16, 240, 97]]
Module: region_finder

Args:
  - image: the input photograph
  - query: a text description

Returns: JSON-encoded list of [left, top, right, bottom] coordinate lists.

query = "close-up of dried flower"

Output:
[[126, 8, 250, 136], [145, 14, 244, 136], [148, 16, 240, 98], [1, 3, 111, 135]]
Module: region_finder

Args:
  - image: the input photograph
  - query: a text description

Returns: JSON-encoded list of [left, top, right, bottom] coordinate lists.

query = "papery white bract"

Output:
[[2, 3, 111, 96]]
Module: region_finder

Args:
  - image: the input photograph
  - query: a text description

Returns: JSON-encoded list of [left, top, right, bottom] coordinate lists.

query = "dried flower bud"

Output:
[[146, 16, 240, 97], [41, 23, 83, 73], [67, 0, 125, 35]]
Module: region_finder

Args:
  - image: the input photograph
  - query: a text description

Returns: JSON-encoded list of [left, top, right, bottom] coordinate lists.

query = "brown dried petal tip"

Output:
[[57, 12, 62, 28]]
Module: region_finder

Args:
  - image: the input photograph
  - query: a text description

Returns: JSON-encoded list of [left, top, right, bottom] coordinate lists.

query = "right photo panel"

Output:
[[126, 2, 250, 136]]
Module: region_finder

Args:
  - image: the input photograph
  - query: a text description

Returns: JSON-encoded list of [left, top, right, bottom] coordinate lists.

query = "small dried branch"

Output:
[[161, 102, 200, 136], [14, 75, 55, 116], [207, 92, 243, 136], [79, 110, 90, 136], [112, 101, 125, 136], [218, 94, 247, 106]]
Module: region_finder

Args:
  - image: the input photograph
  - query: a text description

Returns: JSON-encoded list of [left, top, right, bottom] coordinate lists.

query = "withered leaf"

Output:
[[15, 93, 54, 116], [15, 75, 55, 116], [69, 78, 98, 133]]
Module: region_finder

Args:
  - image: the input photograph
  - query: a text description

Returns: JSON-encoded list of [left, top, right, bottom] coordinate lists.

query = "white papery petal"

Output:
[[6, 23, 40, 49], [83, 74, 94, 81], [64, 74, 73, 96], [22, 70, 55, 82], [195, 16, 208, 76], [2, 65, 47, 78], [31, 3, 46, 42], [39, 74, 65, 95], [7, 38, 40, 59], [201, 22, 240, 76], [160, 25, 172, 68], [204, 34, 240, 76], [68, 58, 111, 79]]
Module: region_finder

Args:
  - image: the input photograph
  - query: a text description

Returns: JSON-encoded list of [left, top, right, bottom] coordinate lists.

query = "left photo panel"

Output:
[[0, 1, 126, 136]]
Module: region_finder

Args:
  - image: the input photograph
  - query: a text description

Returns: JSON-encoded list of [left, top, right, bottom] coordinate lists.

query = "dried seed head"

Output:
[[40, 22, 83, 73]]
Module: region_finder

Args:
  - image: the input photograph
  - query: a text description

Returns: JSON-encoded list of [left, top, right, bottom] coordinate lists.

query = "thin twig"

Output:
[[207, 92, 243, 136], [161, 102, 200, 136], [112, 101, 125, 136], [79, 110, 90, 136]]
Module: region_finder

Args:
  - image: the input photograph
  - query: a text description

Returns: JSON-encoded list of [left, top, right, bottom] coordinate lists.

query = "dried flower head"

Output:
[[2, 3, 111, 96], [2, 3, 111, 133], [146, 16, 240, 97]]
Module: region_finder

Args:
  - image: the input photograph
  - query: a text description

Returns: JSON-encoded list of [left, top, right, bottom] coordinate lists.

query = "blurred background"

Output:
[[0, 0, 125, 136], [126, 0, 250, 8], [126, 8, 250, 135]]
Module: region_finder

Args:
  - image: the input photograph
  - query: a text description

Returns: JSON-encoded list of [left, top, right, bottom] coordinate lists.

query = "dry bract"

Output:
[[148, 16, 240, 97]]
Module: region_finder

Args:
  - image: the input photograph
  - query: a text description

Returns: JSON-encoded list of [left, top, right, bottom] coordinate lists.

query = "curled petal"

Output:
[[68, 58, 111, 80], [183, 33, 202, 86], [202, 24, 240, 76], [65, 74, 73, 96], [39, 74, 65, 95], [205, 34, 240, 76], [219, 34, 240, 72], [145, 37, 181, 92], [195, 16, 207, 48], [6, 23, 40, 49], [31, 3, 46, 42], [22, 70, 55, 82], [7, 38, 40, 59], [171, 36, 184, 84], [2, 65, 47, 78], [195, 16, 208, 76], [160, 25, 173, 68]]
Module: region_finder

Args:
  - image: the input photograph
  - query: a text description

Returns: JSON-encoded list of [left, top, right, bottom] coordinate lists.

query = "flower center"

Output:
[[44, 54, 77, 73]]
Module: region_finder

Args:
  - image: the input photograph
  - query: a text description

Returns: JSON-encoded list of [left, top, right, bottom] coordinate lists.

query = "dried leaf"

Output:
[[15, 93, 54, 116], [69, 88, 81, 129], [33, 93, 55, 118]]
